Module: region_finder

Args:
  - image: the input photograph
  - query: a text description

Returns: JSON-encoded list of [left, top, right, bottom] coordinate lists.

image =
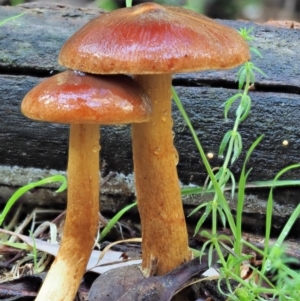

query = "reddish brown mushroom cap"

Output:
[[59, 3, 250, 74], [21, 70, 151, 124]]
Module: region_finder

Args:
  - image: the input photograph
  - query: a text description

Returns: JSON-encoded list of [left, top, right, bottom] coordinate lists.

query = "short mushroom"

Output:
[[58, 3, 250, 275], [21, 70, 151, 301]]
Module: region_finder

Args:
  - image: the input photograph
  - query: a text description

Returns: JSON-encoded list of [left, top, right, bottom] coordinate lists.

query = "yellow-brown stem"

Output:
[[36, 124, 100, 301], [132, 74, 189, 275]]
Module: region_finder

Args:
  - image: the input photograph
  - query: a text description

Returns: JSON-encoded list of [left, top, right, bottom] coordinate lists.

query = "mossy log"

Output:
[[1, 3, 300, 235]]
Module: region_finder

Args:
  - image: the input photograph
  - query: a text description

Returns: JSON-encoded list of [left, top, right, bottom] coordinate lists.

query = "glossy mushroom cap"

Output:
[[59, 3, 250, 74], [21, 71, 151, 124]]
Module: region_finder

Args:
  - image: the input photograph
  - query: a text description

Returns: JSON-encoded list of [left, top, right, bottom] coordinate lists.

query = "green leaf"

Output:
[[188, 202, 209, 217], [230, 172, 236, 200], [246, 63, 256, 84], [208, 243, 214, 267], [217, 207, 226, 227], [239, 95, 252, 122], [219, 130, 233, 156], [224, 94, 242, 119], [237, 66, 247, 89], [194, 203, 212, 234], [218, 235, 234, 246], [199, 230, 212, 239], [252, 65, 267, 78], [231, 132, 242, 165], [250, 46, 263, 58], [238, 27, 254, 41], [221, 168, 232, 187]]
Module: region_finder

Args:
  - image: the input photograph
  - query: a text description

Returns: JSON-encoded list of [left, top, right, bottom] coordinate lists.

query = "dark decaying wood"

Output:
[[1, 3, 300, 234]]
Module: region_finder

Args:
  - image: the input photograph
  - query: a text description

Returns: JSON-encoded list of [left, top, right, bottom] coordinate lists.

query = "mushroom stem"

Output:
[[36, 124, 100, 301], [132, 74, 190, 275]]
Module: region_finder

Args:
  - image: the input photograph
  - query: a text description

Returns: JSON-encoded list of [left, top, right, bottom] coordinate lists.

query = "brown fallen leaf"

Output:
[[88, 265, 144, 301], [117, 255, 211, 301], [0, 275, 42, 299], [89, 255, 211, 301]]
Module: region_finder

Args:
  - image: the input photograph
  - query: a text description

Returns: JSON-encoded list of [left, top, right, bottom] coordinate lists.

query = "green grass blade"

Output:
[[0, 175, 67, 226], [97, 0, 118, 10], [0, 13, 23, 26], [235, 135, 263, 263], [100, 202, 137, 241], [125, 0, 132, 7], [261, 164, 300, 275], [172, 87, 237, 234], [0, 241, 30, 249], [180, 178, 300, 196]]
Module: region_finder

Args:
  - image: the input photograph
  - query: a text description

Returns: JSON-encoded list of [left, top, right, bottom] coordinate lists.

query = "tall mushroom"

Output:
[[58, 3, 250, 275], [21, 70, 151, 301]]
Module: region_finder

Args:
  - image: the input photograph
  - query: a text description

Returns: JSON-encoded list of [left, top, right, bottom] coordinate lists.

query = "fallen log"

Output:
[[1, 3, 300, 235]]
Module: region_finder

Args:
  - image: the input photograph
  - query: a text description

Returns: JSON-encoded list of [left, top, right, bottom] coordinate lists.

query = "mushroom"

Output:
[[58, 3, 250, 275], [21, 70, 151, 301]]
